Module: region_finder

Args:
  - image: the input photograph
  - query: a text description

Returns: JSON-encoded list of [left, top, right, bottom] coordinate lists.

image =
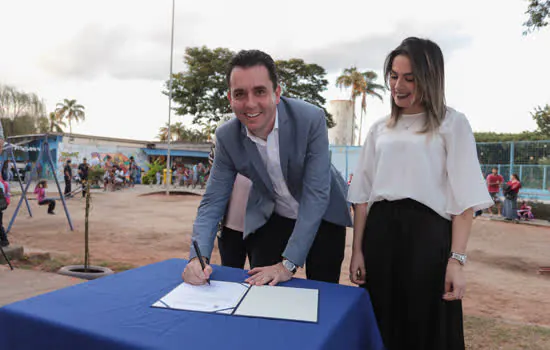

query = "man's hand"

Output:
[[182, 258, 212, 285], [245, 262, 293, 286]]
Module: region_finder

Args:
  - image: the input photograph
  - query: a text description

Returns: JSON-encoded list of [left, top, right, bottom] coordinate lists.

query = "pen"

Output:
[[192, 240, 210, 285]]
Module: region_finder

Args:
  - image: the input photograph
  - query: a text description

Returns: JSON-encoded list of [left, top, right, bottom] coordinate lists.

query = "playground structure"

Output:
[[3, 139, 74, 235]]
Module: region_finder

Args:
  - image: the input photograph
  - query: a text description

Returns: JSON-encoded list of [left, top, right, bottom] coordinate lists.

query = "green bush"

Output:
[[142, 159, 165, 185], [88, 166, 105, 188]]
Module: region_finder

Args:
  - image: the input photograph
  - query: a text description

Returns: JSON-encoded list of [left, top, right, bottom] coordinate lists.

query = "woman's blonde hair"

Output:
[[384, 37, 447, 133]]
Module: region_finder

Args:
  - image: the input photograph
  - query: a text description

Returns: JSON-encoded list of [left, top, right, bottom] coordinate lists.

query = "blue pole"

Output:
[[544, 165, 548, 191], [519, 165, 523, 183], [8, 146, 32, 217], [345, 146, 349, 183], [44, 142, 73, 231]]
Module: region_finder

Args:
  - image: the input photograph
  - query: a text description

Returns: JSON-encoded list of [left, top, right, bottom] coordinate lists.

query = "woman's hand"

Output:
[[349, 250, 367, 285], [443, 259, 466, 301]]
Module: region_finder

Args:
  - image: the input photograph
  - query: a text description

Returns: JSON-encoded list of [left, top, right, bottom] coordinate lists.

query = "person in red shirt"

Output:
[[486, 167, 504, 215]]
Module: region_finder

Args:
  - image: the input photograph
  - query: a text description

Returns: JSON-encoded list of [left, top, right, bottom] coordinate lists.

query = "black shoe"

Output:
[[48, 211, 55, 215], [0, 240, 9, 247]]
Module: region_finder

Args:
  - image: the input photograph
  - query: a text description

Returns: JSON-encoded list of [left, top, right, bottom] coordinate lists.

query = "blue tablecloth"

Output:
[[0, 259, 384, 350]]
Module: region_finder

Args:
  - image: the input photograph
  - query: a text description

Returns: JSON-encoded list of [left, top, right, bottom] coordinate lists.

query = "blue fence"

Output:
[[330, 140, 550, 201]]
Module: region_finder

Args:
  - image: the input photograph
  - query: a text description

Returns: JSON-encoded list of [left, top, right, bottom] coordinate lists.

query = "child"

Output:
[[0, 173, 10, 247], [156, 170, 161, 186], [34, 180, 56, 214], [517, 201, 534, 221]]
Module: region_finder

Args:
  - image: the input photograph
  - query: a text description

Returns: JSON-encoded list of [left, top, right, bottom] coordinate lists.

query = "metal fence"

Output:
[[330, 140, 550, 201]]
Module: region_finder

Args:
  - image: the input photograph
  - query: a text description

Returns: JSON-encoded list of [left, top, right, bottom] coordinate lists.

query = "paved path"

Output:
[[0, 267, 84, 307]]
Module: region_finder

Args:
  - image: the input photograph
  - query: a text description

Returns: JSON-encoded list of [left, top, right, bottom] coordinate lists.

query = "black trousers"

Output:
[[362, 199, 464, 350], [39, 199, 56, 213], [0, 211, 8, 244], [64, 178, 71, 195], [218, 226, 247, 269], [81, 178, 88, 198], [218, 214, 346, 283]]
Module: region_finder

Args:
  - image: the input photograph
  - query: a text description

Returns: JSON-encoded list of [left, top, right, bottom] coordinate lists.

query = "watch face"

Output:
[[283, 260, 296, 273]]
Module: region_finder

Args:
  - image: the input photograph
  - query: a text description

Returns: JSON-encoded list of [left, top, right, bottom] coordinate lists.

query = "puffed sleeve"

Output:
[[442, 109, 493, 215], [348, 124, 377, 204]]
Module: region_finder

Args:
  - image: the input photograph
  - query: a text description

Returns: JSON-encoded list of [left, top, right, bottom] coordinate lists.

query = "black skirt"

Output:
[[362, 199, 464, 350]]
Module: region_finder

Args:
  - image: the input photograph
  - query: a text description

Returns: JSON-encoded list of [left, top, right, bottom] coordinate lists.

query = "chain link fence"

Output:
[[330, 140, 550, 200]]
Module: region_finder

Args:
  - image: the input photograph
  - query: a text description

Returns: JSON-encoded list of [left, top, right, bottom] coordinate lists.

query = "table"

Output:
[[0, 259, 384, 350]]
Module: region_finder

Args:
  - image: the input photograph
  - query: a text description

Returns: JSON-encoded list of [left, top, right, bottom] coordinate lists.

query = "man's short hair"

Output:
[[226, 50, 278, 90]]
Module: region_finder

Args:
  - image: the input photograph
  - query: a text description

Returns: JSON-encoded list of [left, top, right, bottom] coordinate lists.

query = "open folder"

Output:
[[152, 280, 319, 323]]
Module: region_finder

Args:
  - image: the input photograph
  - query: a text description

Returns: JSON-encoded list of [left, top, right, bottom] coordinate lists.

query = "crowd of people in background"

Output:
[[477, 167, 531, 222], [151, 161, 211, 189]]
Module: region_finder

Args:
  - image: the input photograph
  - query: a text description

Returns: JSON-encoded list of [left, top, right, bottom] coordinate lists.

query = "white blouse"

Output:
[[348, 107, 493, 220]]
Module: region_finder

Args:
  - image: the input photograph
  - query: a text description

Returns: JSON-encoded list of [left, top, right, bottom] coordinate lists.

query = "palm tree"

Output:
[[358, 71, 385, 143], [336, 67, 365, 146], [171, 122, 186, 141], [48, 112, 67, 133], [55, 99, 85, 135], [157, 122, 173, 141]]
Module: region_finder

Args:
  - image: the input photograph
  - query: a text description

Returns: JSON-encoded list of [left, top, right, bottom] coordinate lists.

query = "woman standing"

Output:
[[348, 37, 493, 349], [502, 174, 522, 221]]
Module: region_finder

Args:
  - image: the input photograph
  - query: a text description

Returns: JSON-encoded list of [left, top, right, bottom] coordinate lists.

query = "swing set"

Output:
[[3, 138, 74, 234]]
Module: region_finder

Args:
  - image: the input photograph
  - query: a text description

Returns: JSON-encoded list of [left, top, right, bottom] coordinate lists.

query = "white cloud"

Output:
[[0, 0, 548, 141]]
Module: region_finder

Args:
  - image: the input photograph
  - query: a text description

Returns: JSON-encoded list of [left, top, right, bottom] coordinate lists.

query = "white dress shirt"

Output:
[[348, 108, 493, 220], [245, 111, 299, 219]]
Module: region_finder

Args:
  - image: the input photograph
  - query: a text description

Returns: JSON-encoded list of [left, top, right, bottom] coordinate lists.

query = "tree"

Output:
[[36, 116, 50, 134], [0, 115, 39, 137], [358, 71, 385, 142], [0, 84, 45, 120], [157, 122, 173, 141], [168, 46, 235, 126], [168, 47, 335, 128], [157, 122, 209, 142], [55, 99, 85, 134], [0, 84, 47, 137], [523, 0, 550, 34], [336, 67, 385, 145], [48, 112, 66, 133], [531, 104, 550, 135], [473, 131, 547, 142], [275, 59, 334, 127]]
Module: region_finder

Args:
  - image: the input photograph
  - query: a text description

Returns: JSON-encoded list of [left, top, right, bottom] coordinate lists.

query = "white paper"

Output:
[[152, 281, 249, 313], [234, 285, 319, 323]]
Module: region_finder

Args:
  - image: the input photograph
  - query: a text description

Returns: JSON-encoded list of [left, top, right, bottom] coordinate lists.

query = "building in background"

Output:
[[4, 133, 211, 181]]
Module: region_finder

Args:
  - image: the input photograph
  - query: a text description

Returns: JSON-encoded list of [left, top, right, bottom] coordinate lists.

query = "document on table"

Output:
[[152, 281, 249, 314], [152, 281, 319, 322]]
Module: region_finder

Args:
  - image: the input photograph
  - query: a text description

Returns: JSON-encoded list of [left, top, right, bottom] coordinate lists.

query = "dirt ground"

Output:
[[4, 186, 550, 327]]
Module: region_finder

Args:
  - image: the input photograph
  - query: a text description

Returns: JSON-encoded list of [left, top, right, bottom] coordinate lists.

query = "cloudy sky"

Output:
[[0, 0, 548, 142]]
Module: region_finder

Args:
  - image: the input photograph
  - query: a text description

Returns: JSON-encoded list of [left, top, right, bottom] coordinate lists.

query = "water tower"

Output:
[[327, 100, 355, 146]]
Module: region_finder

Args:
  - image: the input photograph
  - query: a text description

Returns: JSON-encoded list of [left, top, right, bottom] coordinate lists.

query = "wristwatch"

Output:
[[449, 252, 467, 266], [282, 259, 297, 275]]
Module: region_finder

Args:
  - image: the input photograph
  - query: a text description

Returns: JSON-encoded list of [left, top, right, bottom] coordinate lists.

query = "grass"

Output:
[[465, 316, 550, 349], [9, 253, 136, 273]]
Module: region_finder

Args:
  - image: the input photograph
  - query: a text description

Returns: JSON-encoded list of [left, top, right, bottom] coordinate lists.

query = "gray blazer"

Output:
[[190, 96, 352, 266]]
